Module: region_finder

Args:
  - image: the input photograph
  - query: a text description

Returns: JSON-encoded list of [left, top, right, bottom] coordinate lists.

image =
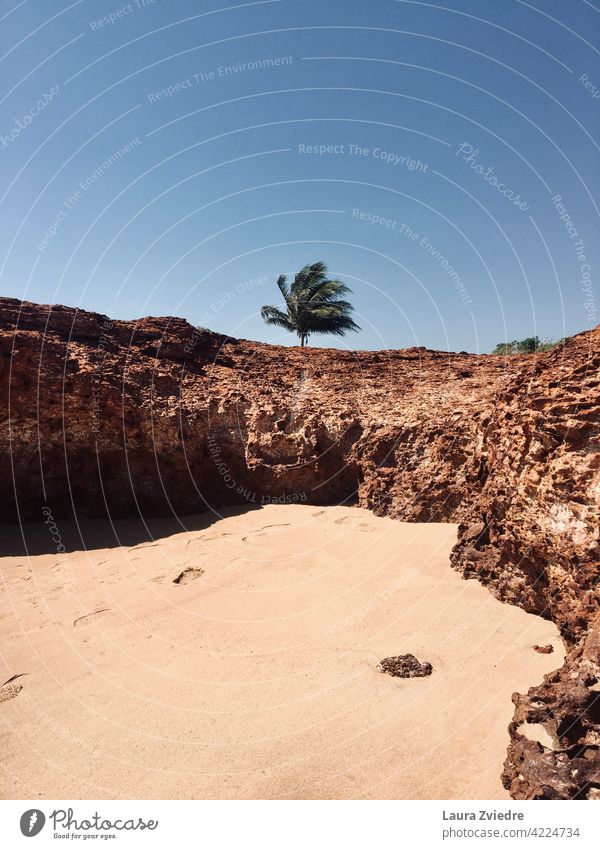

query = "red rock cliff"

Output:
[[1, 296, 598, 798]]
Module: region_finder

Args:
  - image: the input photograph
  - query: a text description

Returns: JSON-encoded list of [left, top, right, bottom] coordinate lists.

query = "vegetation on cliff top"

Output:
[[491, 336, 565, 355], [261, 261, 360, 347]]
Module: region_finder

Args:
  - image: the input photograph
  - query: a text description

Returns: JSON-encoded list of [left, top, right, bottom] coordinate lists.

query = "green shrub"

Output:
[[491, 336, 566, 355]]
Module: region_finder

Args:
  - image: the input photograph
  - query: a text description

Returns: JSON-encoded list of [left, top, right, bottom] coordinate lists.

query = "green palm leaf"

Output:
[[261, 262, 360, 346]]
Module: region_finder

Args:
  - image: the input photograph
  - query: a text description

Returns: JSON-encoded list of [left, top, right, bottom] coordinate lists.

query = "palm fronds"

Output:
[[261, 262, 360, 346]]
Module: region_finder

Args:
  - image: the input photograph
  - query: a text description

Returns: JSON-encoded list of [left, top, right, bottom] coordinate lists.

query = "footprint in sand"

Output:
[[334, 516, 376, 532], [186, 532, 235, 548], [128, 542, 159, 552], [242, 524, 291, 544], [173, 567, 204, 585], [0, 682, 23, 703], [73, 609, 110, 627], [0, 674, 27, 703]]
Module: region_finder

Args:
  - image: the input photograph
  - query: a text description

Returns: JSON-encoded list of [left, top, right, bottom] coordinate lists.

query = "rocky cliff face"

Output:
[[1, 296, 598, 799]]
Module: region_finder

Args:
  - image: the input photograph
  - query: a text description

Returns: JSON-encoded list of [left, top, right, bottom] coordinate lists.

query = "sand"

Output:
[[0, 504, 563, 800]]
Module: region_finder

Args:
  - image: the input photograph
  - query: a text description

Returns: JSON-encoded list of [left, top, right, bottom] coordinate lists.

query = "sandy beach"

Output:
[[0, 505, 562, 800]]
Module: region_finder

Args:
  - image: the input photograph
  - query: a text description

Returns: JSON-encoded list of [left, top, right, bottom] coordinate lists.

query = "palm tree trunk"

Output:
[[300, 334, 306, 347]]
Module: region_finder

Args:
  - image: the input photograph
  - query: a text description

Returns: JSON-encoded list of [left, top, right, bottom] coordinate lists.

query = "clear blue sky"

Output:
[[1, 0, 598, 352]]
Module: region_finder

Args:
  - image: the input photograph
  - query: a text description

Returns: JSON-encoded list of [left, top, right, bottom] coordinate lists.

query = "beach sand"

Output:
[[0, 504, 562, 799]]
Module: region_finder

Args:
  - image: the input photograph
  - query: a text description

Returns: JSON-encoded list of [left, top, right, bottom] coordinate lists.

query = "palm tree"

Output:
[[261, 261, 360, 347]]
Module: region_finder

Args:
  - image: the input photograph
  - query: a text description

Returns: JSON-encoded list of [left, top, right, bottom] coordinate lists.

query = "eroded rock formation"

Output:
[[502, 612, 600, 800], [0, 296, 598, 798]]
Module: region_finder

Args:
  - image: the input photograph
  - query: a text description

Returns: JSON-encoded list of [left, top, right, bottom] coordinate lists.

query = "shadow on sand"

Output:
[[0, 504, 264, 558]]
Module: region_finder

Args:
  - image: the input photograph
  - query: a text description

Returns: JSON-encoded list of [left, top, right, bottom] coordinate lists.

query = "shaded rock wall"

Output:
[[451, 335, 600, 799], [1, 296, 598, 798]]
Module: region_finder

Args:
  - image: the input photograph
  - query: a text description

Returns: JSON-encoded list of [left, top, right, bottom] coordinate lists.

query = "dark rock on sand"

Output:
[[379, 654, 433, 678]]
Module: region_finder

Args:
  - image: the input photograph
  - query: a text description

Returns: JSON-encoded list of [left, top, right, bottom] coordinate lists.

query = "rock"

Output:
[[173, 567, 204, 585], [379, 654, 433, 678], [533, 644, 554, 654], [0, 296, 598, 799], [502, 613, 600, 800]]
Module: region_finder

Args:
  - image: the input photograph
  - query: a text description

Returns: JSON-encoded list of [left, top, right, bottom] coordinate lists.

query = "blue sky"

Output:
[[1, 0, 598, 351]]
